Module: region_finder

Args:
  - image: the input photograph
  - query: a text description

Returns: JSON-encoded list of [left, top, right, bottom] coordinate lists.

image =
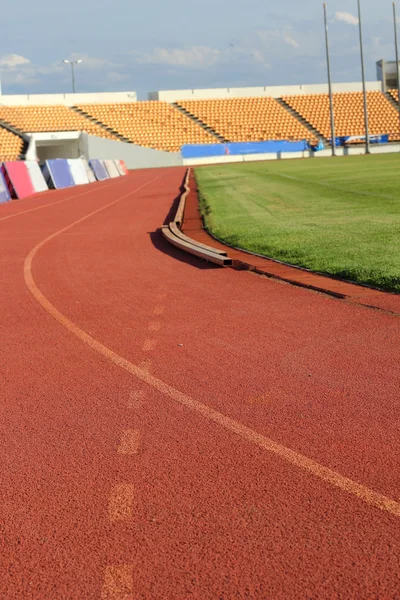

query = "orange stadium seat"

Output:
[[175, 97, 316, 143], [0, 127, 24, 161], [282, 91, 400, 141], [0, 105, 117, 140], [75, 101, 216, 152], [1, 93, 399, 159]]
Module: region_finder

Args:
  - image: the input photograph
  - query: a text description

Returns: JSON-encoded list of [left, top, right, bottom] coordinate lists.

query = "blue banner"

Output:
[[181, 140, 309, 159], [331, 134, 389, 147]]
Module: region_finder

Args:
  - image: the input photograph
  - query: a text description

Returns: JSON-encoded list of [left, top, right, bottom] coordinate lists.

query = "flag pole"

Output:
[[324, 3, 336, 156], [357, 0, 370, 154]]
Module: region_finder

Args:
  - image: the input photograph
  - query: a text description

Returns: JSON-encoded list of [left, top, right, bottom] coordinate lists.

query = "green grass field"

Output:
[[195, 154, 400, 292]]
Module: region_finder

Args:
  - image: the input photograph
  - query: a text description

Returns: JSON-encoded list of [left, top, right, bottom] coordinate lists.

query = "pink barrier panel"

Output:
[[119, 160, 129, 175], [1, 161, 36, 199]]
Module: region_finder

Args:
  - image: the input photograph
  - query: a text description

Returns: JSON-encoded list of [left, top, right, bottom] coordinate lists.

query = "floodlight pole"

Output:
[[70, 62, 76, 93], [323, 3, 336, 156], [63, 59, 83, 93], [393, 3, 400, 141], [357, 0, 370, 154]]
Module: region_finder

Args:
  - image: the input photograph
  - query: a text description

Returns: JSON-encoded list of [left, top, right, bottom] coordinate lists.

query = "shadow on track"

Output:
[[149, 230, 219, 270]]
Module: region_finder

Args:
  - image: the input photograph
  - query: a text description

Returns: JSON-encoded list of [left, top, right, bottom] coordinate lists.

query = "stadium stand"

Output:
[[1, 88, 400, 160], [75, 101, 217, 152], [0, 126, 25, 161], [282, 91, 400, 141], [175, 97, 316, 143], [0, 105, 116, 139]]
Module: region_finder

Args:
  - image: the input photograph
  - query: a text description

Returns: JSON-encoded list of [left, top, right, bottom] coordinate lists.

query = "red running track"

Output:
[[1, 167, 400, 599]]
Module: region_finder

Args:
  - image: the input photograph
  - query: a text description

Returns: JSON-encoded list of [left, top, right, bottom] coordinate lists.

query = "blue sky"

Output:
[[0, 0, 395, 98]]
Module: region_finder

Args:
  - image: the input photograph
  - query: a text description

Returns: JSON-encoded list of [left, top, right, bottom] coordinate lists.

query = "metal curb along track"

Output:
[[161, 169, 232, 267]]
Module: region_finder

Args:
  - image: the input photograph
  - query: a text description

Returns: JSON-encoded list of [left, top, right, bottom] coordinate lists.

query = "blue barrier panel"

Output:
[[0, 168, 11, 203], [331, 134, 389, 147], [181, 140, 308, 159], [89, 159, 110, 181], [42, 160, 75, 189]]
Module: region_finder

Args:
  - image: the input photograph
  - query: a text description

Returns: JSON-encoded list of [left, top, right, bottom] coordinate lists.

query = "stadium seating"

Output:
[[75, 101, 217, 152], [0, 127, 24, 161], [175, 97, 316, 143], [0, 105, 116, 139], [282, 91, 400, 141], [388, 89, 400, 104], [1, 92, 400, 159]]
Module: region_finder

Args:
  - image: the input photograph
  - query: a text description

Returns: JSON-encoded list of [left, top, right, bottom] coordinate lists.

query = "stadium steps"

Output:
[[276, 98, 330, 145], [384, 91, 400, 111], [71, 107, 132, 143], [171, 103, 229, 143], [0, 120, 29, 159]]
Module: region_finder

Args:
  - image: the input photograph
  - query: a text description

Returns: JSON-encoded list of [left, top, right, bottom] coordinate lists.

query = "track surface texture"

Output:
[[1, 167, 400, 599]]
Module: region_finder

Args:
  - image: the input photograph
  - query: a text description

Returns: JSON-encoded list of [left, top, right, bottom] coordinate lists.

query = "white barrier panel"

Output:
[[103, 159, 120, 178], [25, 161, 49, 192], [81, 158, 97, 183], [114, 159, 127, 176], [67, 159, 90, 185]]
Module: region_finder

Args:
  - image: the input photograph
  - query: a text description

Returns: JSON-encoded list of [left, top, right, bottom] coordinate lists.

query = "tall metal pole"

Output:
[[71, 62, 76, 93], [393, 3, 400, 141], [324, 3, 336, 156], [357, 0, 370, 154]]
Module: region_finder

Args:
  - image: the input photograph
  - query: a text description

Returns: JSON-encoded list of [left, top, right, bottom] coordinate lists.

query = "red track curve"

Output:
[[1, 168, 400, 599]]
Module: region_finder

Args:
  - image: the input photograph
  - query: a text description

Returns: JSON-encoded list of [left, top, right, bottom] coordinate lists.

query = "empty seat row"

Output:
[[282, 91, 400, 139], [176, 97, 316, 143], [0, 127, 24, 161], [76, 102, 216, 152], [0, 105, 117, 139]]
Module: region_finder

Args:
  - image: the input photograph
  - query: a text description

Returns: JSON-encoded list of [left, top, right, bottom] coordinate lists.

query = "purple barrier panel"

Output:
[[2, 161, 36, 199], [0, 167, 11, 203], [42, 159, 75, 189], [89, 159, 109, 181]]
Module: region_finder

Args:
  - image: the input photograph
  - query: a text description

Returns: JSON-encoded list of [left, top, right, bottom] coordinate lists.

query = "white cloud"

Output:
[[335, 12, 359, 26], [257, 27, 299, 49], [67, 54, 115, 71], [136, 46, 220, 69], [0, 53, 127, 88], [106, 71, 129, 83], [250, 49, 271, 68], [283, 31, 299, 49], [0, 54, 31, 70]]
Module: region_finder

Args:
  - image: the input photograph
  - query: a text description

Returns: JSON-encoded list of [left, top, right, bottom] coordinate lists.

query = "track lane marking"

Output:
[[108, 484, 135, 522], [137, 359, 152, 373], [142, 339, 158, 351], [117, 430, 141, 455], [0, 179, 118, 222], [101, 565, 134, 599], [23, 174, 400, 519]]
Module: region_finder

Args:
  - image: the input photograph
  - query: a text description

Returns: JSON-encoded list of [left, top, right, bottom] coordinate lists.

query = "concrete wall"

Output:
[[150, 81, 383, 102], [79, 134, 183, 170], [0, 91, 137, 106], [27, 132, 82, 162], [36, 141, 80, 162], [183, 144, 400, 166]]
